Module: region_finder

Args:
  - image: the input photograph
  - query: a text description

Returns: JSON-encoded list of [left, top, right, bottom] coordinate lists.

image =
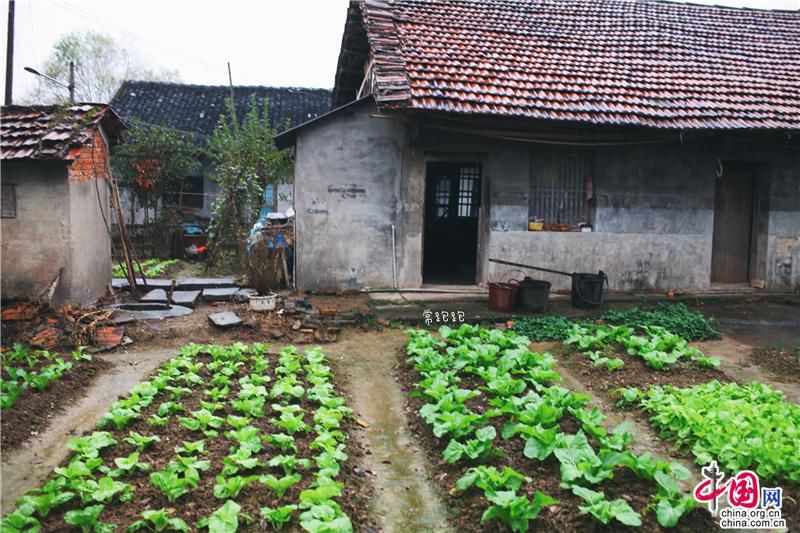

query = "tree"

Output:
[[206, 95, 293, 264], [27, 30, 179, 104], [111, 120, 197, 254]]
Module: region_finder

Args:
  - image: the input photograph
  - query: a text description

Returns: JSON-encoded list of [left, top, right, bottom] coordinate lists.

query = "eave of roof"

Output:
[[273, 95, 375, 149]]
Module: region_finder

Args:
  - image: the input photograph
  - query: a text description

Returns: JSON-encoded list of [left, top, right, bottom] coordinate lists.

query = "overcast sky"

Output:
[[2, 0, 798, 103]]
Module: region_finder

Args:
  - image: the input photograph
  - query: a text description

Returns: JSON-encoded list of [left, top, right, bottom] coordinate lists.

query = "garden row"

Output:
[[3, 342, 363, 533], [403, 325, 712, 531]]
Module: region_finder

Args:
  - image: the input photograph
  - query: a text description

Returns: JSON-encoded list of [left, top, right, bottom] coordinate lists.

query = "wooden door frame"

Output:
[[421, 153, 488, 285]]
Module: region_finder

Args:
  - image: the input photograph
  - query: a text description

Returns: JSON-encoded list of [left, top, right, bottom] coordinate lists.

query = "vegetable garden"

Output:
[[402, 325, 712, 531], [401, 314, 799, 531], [2, 343, 365, 532], [1, 344, 110, 450]]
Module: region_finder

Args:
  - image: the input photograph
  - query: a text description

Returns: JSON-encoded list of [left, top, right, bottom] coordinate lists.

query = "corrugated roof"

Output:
[[110, 81, 332, 138], [1, 104, 124, 161], [335, 0, 800, 130]]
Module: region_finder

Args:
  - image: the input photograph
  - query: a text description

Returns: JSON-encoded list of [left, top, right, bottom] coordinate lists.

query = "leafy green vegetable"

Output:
[[260, 473, 302, 497], [124, 432, 161, 451], [259, 505, 297, 530], [641, 380, 800, 483], [571, 486, 642, 526], [481, 490, 558, 532], [127, 508, 189, 532], [602, 303, 720, 341], [64, 504, 115, 533], [442, 426, 497, 463], [198, 500, 250, 532]]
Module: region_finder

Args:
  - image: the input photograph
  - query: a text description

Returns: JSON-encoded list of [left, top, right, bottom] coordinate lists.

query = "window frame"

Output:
[[1, 183, 17, 219], [528, 149, 593, 229]]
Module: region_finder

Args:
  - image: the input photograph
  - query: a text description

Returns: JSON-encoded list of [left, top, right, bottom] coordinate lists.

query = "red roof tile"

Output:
[[1, 104, 124, 161], [349, 0, 800, 129]]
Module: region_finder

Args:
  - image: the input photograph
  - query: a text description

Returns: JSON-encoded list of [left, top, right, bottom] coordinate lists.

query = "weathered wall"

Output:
[[66, 130, 113, 305], [292, 110, 800, 292], [293, 100, 408, 291], [1, 163, 72, 302], [2, 130, 114, 306], [67, 178, 112, 305]]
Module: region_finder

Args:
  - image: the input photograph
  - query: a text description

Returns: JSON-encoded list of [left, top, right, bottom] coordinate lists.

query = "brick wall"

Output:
[[67, 130, 110, 182]]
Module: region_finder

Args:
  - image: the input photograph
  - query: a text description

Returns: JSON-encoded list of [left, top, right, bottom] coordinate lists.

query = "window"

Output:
[[529, 150, 591, 228], [457, 165, 481, 218], [165, 175, 204, 210], [1, 184, 16, 218]]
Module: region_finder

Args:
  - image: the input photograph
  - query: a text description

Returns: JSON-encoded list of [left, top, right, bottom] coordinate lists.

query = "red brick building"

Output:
[[1, 104, 125, 305]]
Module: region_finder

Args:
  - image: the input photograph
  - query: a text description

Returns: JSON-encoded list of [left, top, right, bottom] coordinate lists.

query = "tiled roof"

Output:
[[337, 0, 800, 130], [1, 104, 124, 161], [110, 82, 332, 138]]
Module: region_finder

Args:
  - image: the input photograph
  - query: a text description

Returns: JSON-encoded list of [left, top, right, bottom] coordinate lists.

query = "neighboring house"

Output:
[[1, 104, 125, 305], [276, 0, 800, 293], [110, 81, 331, 223]]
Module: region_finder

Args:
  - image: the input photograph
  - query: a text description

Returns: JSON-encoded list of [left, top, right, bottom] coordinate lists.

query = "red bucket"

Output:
[[488, 282, 518, 312]]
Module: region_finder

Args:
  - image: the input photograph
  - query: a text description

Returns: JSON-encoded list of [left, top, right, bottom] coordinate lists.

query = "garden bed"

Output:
[[2, 343, 372, 532], [398, 326, 715, 532], [1, 345, 113, 451], [747, 344, 800, 384]]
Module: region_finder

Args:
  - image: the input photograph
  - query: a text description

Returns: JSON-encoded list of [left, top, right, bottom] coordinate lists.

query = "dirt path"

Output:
[[0, 347, 178, 514], [325, 329, 452, 533]]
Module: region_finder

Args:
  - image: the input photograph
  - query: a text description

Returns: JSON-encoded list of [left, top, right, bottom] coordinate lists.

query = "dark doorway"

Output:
[[711, 163, 755, 283], [423, 161, 481, 284]]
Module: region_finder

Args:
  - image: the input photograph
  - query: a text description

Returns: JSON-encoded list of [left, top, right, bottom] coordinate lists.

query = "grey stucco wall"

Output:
[[294, 101, 408, 291], [1, 162, 113, 306], [1, 163, 72, 302], [292, 110, 800, 292], [68, 178, 112, 304]]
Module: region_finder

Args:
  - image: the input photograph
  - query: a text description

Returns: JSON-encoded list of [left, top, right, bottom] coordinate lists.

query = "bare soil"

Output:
[[557, 345, 730, 399], [747, 346, 800, 384]]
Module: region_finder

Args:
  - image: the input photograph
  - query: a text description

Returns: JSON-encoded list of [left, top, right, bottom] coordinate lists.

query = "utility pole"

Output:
[[68, 60, 75, 103], [5, 0, 15, 105]]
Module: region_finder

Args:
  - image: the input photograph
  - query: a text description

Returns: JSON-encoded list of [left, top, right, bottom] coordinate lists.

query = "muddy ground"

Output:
[[2, 295, 798, 531]]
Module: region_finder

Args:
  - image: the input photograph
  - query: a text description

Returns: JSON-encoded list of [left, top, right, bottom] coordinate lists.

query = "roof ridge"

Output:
[[117, 80, 332, 92]]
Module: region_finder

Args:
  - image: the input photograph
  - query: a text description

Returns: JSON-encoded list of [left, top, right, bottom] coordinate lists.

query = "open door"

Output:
[[423, 161, 481, 284], [711, 163, 754, 283]]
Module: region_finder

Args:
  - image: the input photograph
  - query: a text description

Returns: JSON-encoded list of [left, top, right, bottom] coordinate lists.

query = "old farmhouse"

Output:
[[276, 0, 800, 293], [1, 104, 125, 306], [110, 81, 331, 222]]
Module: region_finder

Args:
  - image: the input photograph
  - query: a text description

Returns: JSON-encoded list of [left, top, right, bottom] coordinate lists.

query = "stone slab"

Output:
[[178, 277, 237, 290], [140, 289, 168, 304], [109, 303, 193, 322], [208, 311, 243, 328], [202, 287, 239, 302], [171, 290, 201, 308]]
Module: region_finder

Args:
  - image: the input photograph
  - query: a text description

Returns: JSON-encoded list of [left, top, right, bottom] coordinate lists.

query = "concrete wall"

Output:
[[67, 177, 112, 304], [293, 100, 408, 291], [292, 110, 800, 292], [1, 163, 72, 302], [1, 130, 114, 306]]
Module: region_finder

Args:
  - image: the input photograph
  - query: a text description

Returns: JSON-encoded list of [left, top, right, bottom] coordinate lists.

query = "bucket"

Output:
[[571, 271, 608, 309], [488, 282, 518, 312], [516, 277, 551, 312], [249, 293, 277, 312]]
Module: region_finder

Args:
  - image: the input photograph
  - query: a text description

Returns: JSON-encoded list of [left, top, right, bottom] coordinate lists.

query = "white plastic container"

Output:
[[249, 293, 277, 312]]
